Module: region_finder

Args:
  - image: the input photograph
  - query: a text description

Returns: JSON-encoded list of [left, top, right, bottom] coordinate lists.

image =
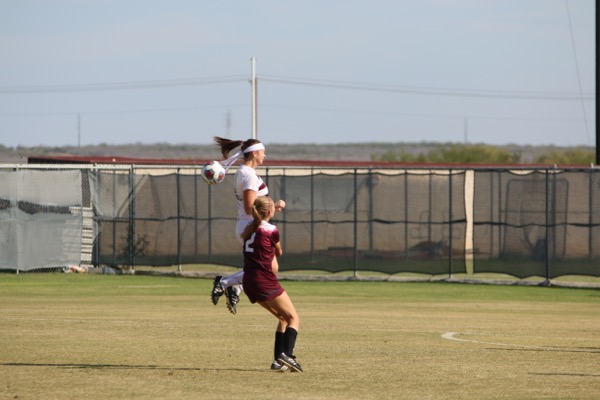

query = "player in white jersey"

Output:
[[209, 137, 286, 316]]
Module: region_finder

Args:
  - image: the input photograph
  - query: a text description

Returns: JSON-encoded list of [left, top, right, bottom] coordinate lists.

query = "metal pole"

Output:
[[207, 184, 212, 261], [448, 170, 453, 278], [544, 170, 550, 283], [129, 166, 135, 269], [281, 169, 287, 252], [310, 168, 315, 262], [251, 57, 257, 139], [112, 170, 117, 265], [404, 172, 409, 261], [353, 170, 358, 277], [194, 168, 199, 258], [428, 173, 433, 243], [596, 128, 599, 165], [368, 169, 373, 251], [589, 168, 593, 259], [77, 113, 81, 147], [176, 170, 182, 272]]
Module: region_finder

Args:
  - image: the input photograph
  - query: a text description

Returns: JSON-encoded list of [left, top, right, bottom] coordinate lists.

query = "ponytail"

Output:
[[213, 136, 243, 159], [213, 136, 263, 160]]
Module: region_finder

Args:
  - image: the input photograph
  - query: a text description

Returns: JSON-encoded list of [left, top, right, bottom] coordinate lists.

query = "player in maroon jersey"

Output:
[[241, 196, 303, 372]]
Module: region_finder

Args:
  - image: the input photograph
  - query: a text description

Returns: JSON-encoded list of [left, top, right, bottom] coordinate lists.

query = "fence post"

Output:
[[176, 169, 182, 272], [92, 166, 100, 267], [353, 169, 358, 277], [589, 168, 593, 259], [207, 180, 213, 261], [111, 170, 116, 265], [428, 172, 433, 243], [15, 165, 19, 275], [194, 167, 199, 258], [281, 169, 287, 252], [448, 170, 453, 279], [498, 171, 504, 259], [544, 169, 550, 283], [129, 166, 135, 270], [368, 169, 374, 251], [404, 171, 409, 261], [310, 168, 315, 263]]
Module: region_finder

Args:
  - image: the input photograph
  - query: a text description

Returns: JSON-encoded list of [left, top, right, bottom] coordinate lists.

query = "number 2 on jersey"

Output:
[[245, 232, 256, 253]]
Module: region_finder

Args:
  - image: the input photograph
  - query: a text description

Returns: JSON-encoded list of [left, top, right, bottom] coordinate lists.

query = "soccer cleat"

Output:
[[270, 360, 289, 372], [225, 286, 239, 315], [210, 276, 224, 305], [277, 353, 303, 372]]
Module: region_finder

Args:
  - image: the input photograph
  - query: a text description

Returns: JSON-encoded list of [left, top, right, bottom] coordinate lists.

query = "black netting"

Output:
[[473, 170, 600, 278], [90, 171, 240, 267], [0, 166, 572, 279], [88, 169, 468, 275]]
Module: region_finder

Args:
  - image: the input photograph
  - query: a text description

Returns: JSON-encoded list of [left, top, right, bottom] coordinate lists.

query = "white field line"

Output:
[[441, 332, 600, 353]]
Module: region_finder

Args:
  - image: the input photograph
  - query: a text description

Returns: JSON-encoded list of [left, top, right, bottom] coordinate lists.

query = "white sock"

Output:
[[220, 270, 244, 289]]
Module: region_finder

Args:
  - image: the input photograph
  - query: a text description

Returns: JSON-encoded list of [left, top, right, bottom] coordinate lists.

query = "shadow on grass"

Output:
[[0, 362, 267, 372], [529, 372, 600, 377], [485, 347, 600, 354]]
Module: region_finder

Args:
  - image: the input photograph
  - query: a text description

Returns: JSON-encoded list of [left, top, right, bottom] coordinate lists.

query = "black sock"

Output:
[[283, 327, 298, 356], [274, 331, 285, 360]]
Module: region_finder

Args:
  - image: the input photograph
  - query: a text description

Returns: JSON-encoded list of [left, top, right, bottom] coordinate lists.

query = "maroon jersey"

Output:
[[242, 221, 284, 303]]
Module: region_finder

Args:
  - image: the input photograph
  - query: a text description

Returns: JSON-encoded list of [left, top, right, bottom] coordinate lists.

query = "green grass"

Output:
[[1, 274, 599, 400]]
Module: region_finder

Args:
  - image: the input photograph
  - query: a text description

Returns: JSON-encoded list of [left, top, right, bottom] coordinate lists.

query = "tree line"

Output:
[[0, 142, 595, 165], [371, 144, 594, 165]]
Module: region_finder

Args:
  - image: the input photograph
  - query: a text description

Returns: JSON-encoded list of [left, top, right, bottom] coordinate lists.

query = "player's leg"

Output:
[[220, 270, 244, 289], [258, 301, 290, 371], [210, 219, 248, 309], [220, 271, 243, 314], [210, 275, 224, 305], [260, 292, 303, 372], [211, 272, 243, 312]]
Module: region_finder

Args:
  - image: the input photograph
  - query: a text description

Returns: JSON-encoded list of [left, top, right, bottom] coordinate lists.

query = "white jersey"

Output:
[[234, 165, 269, 224], [226, 165, 271, 288]]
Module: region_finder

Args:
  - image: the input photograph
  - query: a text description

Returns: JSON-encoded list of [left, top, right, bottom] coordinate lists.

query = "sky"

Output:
[[0, 0, 596, 148]]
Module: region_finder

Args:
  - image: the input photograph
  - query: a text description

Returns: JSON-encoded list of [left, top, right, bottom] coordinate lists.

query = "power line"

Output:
[[0, 75, 247, 94], [564, 0, 591, 146], [1, 102, 594, 124], [0, 104, 249, 117], [0, 103, 595, 125], [260, 74, 595, 101], [260, 104, 595, 123], [0, 73, 594, 102]]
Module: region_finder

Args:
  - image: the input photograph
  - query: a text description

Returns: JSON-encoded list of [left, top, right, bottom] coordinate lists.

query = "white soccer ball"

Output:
[[201, 161, 226, 185]]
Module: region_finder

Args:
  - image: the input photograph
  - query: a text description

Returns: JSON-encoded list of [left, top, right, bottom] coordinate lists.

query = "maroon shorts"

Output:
[[243, 269, 285, 304]]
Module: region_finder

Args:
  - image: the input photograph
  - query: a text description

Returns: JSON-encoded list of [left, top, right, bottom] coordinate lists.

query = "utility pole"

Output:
[[251, 57, 257, 139], [596, 129, 600, 165], [77, 113, 81, 147], [464, 117, 468, 144], [225, 109, 232, 137]]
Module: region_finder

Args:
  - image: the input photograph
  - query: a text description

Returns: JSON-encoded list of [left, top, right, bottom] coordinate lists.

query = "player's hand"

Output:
[[274, 199, 286, 212]]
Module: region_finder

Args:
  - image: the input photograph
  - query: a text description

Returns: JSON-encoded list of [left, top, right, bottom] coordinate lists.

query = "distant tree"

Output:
[[372, 144, 521, 164], [534, 149, 594, 165], [373, 150, 427, 162]]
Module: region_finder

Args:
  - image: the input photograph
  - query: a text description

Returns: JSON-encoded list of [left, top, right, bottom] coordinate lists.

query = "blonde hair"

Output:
[[241, 196, 273, 241]]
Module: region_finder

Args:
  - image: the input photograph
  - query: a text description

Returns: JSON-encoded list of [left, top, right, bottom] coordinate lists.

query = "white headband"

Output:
[[243, 143, 265, 153], [221, 142, 265, 172]]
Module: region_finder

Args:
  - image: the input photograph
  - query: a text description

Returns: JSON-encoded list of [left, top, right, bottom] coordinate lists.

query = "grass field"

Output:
[[1, 274, 599, 400]]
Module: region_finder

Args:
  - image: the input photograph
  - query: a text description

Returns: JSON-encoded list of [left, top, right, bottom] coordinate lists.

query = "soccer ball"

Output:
[[201, 161, 226, 185]]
